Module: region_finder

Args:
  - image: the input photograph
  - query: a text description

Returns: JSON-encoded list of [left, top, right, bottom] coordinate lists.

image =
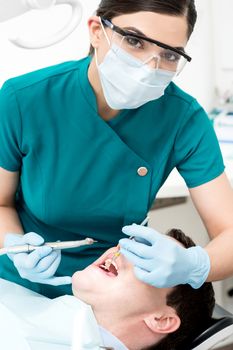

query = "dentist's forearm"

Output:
[[0, 206, 24, 248], [205, 228, 233, 282]]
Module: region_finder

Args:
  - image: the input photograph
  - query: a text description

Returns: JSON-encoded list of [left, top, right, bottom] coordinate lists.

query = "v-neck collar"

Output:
[[77, 56, 152, 226]]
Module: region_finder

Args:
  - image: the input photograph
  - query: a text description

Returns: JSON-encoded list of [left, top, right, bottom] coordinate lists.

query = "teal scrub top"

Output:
[[0, 56, 225, 298]]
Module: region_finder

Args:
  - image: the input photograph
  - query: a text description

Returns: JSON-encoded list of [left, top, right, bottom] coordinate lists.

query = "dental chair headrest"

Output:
[[188, 317, 233, 349], [185, 304, 233, 350]]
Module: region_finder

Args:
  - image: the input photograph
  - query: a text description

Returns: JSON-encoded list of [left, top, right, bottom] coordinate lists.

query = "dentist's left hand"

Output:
[[4, 232, 72, 286], [119, 224, 210, 289]]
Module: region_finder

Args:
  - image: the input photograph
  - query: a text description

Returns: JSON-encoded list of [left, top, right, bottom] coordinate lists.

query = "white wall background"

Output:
[[174, 0, 216, 111], [0, 0, 233, 112], [212, 0, 233, 99], [0, 0, 100, 82]]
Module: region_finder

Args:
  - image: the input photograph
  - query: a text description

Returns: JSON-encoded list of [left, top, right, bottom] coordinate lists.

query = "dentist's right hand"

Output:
[[4, 232, 72, 286]]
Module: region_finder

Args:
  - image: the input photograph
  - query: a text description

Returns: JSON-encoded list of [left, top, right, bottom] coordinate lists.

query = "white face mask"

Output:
[[95, 38, 175, 110]]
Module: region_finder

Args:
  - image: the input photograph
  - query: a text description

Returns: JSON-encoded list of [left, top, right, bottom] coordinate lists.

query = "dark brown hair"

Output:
[[144, 229, 215, 350], [89, 0, 197, 55]]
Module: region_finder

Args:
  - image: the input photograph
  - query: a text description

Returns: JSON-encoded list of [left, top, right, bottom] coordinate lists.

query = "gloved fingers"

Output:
[[13, 246, 52, 269], [34, 250, 60, 273], [133, 267, 170, 288], [119, 238, 153, 258], [36, 252, 61, 279], [4, 233, 24, 247], [131, 223, 150, 245], [133, 236, 150, 245], [22, 232, 44, 246], [36, 276, 72, 286], [122, 224, 161, 245], [120, 247, 153, 272], [12, 252, 29, 268]]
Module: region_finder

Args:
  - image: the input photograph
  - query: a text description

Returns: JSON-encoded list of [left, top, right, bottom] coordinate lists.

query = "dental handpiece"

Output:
[[110, 215, 150, 263], [0, 238, 97, 256]]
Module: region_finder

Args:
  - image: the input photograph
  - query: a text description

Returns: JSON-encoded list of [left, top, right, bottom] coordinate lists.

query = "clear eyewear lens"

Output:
[[110, 31, 187, 74]]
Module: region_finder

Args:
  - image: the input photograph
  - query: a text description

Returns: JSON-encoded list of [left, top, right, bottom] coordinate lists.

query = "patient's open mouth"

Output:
[[99, 258, 118, 277]]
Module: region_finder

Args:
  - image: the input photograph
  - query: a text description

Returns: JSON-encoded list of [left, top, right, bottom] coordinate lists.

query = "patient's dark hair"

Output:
[[144, 229, 215, 350], [89, 0, 197, 55]]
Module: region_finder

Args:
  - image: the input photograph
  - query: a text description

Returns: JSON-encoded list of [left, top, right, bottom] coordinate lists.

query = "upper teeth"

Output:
[[100, 258, 118, 271]]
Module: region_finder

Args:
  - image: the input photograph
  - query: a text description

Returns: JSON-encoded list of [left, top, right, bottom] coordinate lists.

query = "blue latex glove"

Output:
[[119, 224, 210, 289], [4, 232, 72, 286]]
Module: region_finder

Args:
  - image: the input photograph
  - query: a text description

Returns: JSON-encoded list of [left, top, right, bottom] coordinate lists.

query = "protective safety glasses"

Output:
[[101, 17, 192, 75]]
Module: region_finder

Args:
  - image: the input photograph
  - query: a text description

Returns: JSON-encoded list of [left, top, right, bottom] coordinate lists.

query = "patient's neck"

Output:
[[94, 310, 160, 350]]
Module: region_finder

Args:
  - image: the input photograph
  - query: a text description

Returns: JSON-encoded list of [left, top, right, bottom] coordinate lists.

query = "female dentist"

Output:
[[0, 0, 233, 298]]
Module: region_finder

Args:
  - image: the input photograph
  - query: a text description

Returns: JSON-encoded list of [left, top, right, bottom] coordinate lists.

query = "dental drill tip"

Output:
[[86, 238, 98, 244]]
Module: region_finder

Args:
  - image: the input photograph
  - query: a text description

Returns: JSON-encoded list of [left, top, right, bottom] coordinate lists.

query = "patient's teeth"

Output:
[[99, 258, 118, 272], [104, 259, 112, 270], [105, 259, 118, 271]]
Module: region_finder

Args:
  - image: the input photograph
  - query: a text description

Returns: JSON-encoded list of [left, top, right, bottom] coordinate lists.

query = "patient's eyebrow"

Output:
[[123, 26, 185, 51]]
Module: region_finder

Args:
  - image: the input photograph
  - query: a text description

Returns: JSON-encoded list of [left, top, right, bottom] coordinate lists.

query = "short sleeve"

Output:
[[174, 100, 225, 188], [0, 81, 22, 171]]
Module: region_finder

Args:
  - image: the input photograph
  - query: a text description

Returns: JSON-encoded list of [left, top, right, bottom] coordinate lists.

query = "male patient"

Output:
[[0, 229, 214, 350]]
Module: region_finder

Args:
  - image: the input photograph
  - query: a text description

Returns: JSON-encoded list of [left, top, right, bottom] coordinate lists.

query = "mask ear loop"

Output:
[[98, 16, 111, 46], [94, 17, 111, 67]]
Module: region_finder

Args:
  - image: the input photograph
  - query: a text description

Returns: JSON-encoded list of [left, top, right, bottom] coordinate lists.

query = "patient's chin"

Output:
[[72, 284, 93, 305], [71, 272, 83, 296], [71, 270, 92, 300], [71, 272, 78, 297]]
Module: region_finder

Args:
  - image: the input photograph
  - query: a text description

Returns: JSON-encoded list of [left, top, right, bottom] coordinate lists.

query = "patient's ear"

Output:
[[144, 310, 181, 334]]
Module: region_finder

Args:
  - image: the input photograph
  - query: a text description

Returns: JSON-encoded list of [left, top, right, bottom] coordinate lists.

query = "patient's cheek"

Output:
[[71, 271, 79, 296], [72, 271, 79, 283]]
